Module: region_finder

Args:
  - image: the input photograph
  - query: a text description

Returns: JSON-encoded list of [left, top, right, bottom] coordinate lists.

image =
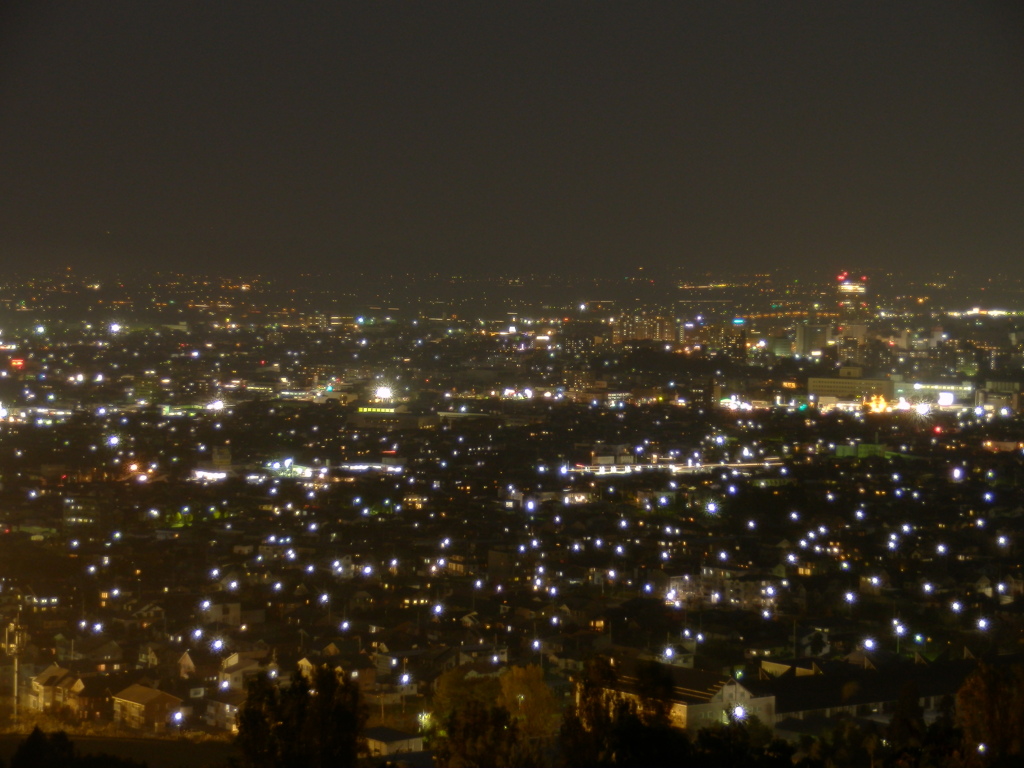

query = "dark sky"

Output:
[[1, 2, 1022, 277]]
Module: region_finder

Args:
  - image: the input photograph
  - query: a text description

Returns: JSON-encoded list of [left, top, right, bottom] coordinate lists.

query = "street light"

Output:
[[400, 673, 411, 712], [320, 593, 331, 623]]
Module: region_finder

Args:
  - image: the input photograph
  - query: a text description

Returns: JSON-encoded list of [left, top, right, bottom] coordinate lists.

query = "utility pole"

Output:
[[10, 606, 22, 722]]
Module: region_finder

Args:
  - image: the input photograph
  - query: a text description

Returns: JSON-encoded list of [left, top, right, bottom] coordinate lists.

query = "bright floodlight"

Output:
[[732, 705, 746, 720], [375, 386, 393, 400]]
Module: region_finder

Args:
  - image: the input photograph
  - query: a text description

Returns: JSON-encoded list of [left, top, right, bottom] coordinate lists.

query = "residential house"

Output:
[[205, 689, 246, 732], [364, 726, 425, 757], [601, 659, 776, 734], [28, 664, 82, 714], [747, 656, 976, 727], [218, 651, 271, 691], [112, 684, 183, 731]]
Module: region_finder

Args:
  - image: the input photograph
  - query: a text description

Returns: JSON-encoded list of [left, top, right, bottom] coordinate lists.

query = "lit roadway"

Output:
[[567, 460, 784, 475]]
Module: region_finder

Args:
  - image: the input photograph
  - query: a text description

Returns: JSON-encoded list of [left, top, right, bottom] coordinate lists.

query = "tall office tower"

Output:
[[836, 271, 870, 322]]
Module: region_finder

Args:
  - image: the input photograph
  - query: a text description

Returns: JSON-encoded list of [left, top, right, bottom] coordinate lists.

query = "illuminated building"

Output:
[[795, 324, 831, 357], [808, 366, 894, 402], [613, 309, 678, 344], [836, 271, 871, 322]]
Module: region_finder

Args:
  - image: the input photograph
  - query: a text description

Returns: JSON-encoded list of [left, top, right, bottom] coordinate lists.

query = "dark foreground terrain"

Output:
[[0, 734, 235, 768]]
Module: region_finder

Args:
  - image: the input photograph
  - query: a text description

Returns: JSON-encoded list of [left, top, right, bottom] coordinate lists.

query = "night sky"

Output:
[[1, 2, 1022, 277]]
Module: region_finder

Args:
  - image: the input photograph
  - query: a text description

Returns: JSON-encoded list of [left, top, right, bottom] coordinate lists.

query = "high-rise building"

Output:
[[612, 309, 678, 344], [836, 271, 870, 321], [795, 324, 831, 356]]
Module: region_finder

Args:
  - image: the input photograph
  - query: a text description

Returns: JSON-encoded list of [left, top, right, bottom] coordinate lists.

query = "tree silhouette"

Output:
[[9, 728, 146, 768], [10, 728, 75, 768], [497, 664, 559, 743], [956, 661, 1024, 759], [236, 665, 366, 768], [497, 664, 559, 764], [433, 699, 523, 768], [431, 665, 501, 724], [885, 680, 926, 761], [559, 658, 691, 767]]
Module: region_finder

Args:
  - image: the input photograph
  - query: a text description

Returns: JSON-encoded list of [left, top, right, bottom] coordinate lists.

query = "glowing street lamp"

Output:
[[320, 593, 331, 623], [894, 622, 906, 654]]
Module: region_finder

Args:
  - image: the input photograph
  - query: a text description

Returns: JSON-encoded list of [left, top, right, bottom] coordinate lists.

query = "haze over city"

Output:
[[2, 1, 1023, 276]]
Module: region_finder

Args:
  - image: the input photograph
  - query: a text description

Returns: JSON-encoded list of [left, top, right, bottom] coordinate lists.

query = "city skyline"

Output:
[[0, 264, 1022, 762]]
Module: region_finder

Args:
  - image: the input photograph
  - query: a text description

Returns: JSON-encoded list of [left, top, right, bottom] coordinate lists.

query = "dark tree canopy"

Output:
[[236, 666, 366, 768]]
